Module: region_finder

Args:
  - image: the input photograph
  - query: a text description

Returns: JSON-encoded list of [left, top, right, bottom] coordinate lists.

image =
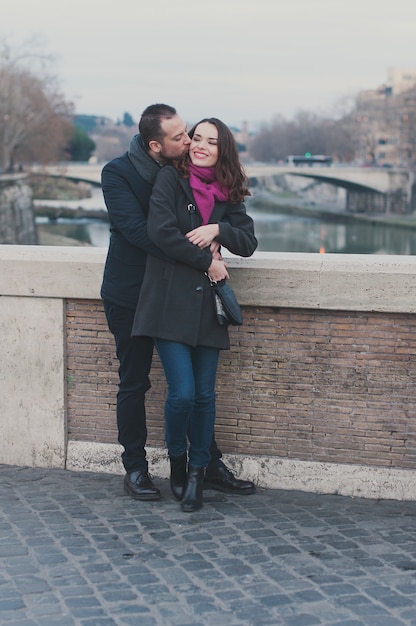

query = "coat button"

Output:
[[196, 286, 203, 292]]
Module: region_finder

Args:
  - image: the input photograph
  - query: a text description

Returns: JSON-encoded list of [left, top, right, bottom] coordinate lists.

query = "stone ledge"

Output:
[[2, 245, 416, 312], [66, 440, 416, 501]]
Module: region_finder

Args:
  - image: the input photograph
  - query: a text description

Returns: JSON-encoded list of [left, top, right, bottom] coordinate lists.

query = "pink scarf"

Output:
[[188, 163, 229, 225]]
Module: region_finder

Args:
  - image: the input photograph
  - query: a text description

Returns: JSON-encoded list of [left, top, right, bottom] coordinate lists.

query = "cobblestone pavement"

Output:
[[1, 464, 416, 626]]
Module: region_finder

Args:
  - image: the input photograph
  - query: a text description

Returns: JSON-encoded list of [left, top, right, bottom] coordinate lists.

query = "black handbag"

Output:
[[188, 203, 242, 326], [211, 279, 243, 326]]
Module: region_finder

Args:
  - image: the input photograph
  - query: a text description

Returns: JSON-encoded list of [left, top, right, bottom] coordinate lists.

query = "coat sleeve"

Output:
[[101, 159, 168, 260], [216, 202, 258, 257], [147, 167, 213, 272]]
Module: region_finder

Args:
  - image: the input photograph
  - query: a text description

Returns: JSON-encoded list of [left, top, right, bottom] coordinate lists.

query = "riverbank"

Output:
[[33, 184, 416, 232], [247, 189, 416, 231], [33, 187, 416, 253], [37, 197, 416, 232], [35, 205, 108, 221]]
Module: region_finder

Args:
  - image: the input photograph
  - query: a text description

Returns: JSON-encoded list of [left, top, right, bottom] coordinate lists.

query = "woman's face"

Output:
[[189, 122, 219, 168]]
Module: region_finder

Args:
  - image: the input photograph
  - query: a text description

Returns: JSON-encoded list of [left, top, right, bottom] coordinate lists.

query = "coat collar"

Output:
[[178, 177, 228, 218]]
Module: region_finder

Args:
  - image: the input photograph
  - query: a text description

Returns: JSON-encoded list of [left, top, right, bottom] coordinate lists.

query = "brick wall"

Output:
[[66, 299, 416, 470]]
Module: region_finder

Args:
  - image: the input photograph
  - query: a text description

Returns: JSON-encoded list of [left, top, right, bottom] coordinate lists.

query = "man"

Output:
[[101, 103, 256, 500]]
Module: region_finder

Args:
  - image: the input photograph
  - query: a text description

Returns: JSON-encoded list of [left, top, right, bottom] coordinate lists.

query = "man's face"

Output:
[[158, 115, 191, 161]]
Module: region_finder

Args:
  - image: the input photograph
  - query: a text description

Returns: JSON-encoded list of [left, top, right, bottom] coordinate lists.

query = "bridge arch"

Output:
[[246, 165, 413, 215], [29, 163, 414, 214]]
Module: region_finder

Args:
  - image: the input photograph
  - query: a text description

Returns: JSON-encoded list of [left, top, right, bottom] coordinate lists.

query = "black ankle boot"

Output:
[[169, 453, 187, 501], [181, 466, 205, 512]]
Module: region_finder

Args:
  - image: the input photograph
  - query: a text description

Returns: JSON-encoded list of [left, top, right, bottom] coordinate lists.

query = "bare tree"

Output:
[[0, 38, 74, 171]]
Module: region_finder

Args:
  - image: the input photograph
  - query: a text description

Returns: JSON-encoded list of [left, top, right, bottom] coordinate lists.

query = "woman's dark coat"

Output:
[[132, 165, 257, 349]]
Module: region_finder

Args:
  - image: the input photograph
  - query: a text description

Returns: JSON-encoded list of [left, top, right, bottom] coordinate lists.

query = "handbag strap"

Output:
[[205, 273, 226, 289]]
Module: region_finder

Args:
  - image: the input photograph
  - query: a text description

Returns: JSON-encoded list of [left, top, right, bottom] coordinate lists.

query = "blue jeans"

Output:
[[154, 339, 219, 468]]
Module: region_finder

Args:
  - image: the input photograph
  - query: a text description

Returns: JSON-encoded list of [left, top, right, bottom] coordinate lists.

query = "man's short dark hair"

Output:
[[139, 104, 177, 149]]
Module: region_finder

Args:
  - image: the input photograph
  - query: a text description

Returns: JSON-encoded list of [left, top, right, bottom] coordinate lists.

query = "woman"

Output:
[[132, 118, 257, 512]]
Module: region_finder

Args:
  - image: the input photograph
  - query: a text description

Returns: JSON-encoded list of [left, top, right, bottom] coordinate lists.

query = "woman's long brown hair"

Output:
[[174, 118, 250, 203]]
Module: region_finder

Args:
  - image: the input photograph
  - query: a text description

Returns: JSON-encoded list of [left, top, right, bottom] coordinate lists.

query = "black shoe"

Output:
[[124, 470, 161, 501], [181, 466, 205, 512], [169, 453, 187, 501], [204, 463, 256, 495]]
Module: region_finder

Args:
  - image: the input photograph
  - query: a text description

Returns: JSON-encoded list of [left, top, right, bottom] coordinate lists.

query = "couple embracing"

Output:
[[101, 104, 257, 513]]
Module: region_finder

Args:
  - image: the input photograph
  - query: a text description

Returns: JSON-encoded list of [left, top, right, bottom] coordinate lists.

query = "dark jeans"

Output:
[[103, 301, 223, 473], [104, 301, 153, 473], [154, 339, 219, 468]]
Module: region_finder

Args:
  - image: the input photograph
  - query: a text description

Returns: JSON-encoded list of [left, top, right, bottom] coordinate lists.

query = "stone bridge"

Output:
[[30, 163, 415, 214], [248, 165, 415, 214]]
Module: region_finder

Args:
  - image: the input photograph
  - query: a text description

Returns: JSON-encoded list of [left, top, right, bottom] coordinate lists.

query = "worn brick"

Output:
[[65, 300, 416, 469]]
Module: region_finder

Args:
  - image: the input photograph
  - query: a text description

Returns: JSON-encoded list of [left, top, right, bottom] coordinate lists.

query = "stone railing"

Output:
[[2, 245, 416, 500]]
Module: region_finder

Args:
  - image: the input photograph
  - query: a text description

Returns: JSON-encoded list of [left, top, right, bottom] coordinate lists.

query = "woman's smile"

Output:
[[189, 122, 219, 168]]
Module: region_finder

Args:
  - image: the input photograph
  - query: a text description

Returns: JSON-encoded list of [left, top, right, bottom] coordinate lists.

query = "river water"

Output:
[[250, 208, 416, 255], [35, 190, 416, 255]]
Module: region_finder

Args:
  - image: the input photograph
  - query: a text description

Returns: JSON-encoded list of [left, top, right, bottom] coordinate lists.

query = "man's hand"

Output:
[[207, 259, 229, 282], [210, 241, 222, 260]]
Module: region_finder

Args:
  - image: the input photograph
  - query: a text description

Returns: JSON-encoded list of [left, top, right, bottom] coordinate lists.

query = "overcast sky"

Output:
[[3, 0, 416, 129]]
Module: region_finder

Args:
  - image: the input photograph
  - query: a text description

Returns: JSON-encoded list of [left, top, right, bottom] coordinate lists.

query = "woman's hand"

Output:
[[207, 259, 229, 282], [186, 224, 219, 249]]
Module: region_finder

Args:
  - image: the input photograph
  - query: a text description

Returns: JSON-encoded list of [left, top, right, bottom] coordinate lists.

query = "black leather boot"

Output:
[[204, 462, 256, 495], [180, 466, 205, 512], [169, 452, 187, 501]]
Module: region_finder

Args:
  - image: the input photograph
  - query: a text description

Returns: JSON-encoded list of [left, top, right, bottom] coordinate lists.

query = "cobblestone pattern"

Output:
[[1, 465, 416, 625]]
